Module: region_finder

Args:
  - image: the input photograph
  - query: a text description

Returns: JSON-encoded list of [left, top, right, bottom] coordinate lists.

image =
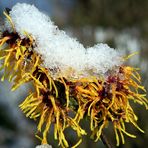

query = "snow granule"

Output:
[[4, 3, 122, 78], [36, 144, 52, 148]]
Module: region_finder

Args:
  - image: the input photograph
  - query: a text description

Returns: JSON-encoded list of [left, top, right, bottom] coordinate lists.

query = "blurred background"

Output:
[[0, 0, 148, 148]]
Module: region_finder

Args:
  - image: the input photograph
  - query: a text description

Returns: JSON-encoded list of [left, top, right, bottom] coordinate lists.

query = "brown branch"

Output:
[[101, 131, 114, 148]]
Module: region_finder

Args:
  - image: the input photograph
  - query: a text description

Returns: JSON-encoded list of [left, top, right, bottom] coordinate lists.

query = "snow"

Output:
[[86, 44, 121, 75], [4, 3, 122, 79], [36, 144, 52, 148]]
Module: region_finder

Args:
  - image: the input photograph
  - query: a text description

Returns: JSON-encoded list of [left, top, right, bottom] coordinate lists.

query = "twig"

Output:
[[101, 131, 114, 148]]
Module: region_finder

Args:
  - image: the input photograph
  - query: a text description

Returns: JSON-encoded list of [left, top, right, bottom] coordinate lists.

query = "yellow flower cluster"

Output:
[[0, 12, 147, 148]]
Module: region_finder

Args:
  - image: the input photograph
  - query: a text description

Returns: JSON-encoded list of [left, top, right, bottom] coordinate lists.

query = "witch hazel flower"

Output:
[[0, 3, 147, 148]]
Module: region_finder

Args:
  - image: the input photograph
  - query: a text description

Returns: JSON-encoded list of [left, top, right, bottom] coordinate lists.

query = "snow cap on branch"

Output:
[[4, 3, 122, 78]]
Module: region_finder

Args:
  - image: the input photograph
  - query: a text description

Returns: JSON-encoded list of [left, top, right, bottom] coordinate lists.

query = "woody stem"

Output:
[[101, 131, 114, 148]]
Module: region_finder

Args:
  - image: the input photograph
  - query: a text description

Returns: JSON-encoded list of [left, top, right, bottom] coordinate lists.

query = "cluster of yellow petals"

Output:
[[0, 13, 147, 148]]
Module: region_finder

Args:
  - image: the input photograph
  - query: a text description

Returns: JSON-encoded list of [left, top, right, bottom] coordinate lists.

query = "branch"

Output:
[[101, 131, 114, 148]]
